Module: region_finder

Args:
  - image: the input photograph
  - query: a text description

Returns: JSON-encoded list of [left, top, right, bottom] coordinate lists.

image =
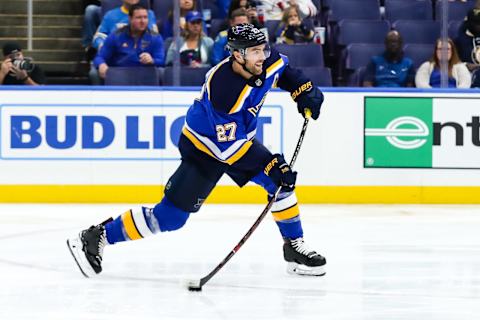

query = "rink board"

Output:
[[0, 86, 480, 203]]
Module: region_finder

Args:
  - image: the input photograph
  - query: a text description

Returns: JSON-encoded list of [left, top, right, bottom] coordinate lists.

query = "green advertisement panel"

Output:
[[364, 97, 433, 168]]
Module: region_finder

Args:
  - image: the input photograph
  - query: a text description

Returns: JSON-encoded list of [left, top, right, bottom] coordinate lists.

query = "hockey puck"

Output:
[[184, 279, 202, 292], [188, 286, 202, 292]]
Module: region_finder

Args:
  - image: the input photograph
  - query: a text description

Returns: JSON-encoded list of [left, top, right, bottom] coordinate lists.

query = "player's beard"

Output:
[[246, 60, 263, 76]]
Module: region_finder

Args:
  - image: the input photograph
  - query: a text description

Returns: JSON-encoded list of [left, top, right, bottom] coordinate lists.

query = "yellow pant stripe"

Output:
[[272, 204, 300, 221], [121, 210, 143, 240]]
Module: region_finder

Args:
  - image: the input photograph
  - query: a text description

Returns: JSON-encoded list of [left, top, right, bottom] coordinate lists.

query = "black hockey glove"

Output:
[[264, 154, 297, 192], [292, 81, 324, 120]]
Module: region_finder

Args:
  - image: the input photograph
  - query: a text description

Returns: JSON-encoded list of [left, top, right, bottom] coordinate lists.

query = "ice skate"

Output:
[[67, 223, 108, 278], [283, 238, 326, 276]]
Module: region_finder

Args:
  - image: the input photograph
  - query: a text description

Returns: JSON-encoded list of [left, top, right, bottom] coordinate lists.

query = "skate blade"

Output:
[[66, 237, 96, 278], [287, 262, 326, 276]]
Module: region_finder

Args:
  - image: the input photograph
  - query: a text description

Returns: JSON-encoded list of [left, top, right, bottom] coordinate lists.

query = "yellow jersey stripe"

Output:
[[182, 127, 217, 159], [266, 58, 284, 78], [272, 204, 300, 221], [228, 84, 251, 114], [182, 127, 253, 165], [225, 140, 253, 165], [121, 210, 143, 240]]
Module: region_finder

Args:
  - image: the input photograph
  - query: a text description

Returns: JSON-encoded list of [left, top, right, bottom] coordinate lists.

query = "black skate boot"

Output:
[[67, 218, 112, 278], [283, 237, 326, 276]]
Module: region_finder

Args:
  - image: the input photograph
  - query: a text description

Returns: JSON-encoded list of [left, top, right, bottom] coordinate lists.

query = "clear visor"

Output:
[[244, 44, 271, 60]]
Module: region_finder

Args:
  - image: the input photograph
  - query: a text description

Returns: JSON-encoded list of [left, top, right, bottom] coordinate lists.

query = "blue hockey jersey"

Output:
[[182, 49, 310, 165]]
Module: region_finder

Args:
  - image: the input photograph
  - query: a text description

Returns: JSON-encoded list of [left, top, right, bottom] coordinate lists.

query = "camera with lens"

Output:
[[11, 57, 34, 72]]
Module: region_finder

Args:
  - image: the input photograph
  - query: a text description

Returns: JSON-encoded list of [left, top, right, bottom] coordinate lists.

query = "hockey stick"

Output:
[[187, 110, 312, 291]]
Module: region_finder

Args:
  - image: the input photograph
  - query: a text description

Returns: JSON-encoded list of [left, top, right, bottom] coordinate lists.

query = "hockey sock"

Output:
[[105, 207, 158, 244], [272, 191, 304, 239], [251, 172, 304, 239], [152, 197, 190, 232]]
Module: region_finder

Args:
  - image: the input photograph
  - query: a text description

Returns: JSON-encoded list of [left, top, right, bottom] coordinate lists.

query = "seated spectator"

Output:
[[228, 0, 264, 28], [455, 8, 480, 87], [363, 30, 415, 87], [93, 0, 158, 51], [90, 0, 159, 84], [0, 42, 46, 85], [161, 0, 196, 39], [166, 11, 214, 68], [93, 4, 165, 80], [82, 0, 101, 61], [276, 5, 314, 44], [415, 38, 471, 88], [212, 8, 250, 65], [259, 0, 317, 21]]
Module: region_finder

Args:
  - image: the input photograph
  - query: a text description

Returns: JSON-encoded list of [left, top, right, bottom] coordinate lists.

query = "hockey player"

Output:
[[67, 23, 326, 278]]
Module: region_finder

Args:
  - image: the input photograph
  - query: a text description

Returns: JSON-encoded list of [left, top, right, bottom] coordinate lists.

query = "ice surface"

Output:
[[0, 204, 479, 320]]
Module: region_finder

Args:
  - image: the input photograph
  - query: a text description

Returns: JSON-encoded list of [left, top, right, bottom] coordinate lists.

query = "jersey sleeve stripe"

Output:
[[266, 57, 284, 78], [121, 210, 143, 240], [228, 85, 252, 114]]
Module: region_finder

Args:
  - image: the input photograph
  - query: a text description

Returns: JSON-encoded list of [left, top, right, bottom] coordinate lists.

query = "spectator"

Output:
[[258, 0, 317, 21], [212, 8, 250, 65], [93, 4, 165, 80], [276, 5, 314, 44], [363, 30, 415, 87], [82, 0, 102, 60], [455, 8, 480, 87], [161, 0, 196, 39], [166, 11, 214, 67], [0, 42, 46, 85], [415, 38, 471, 88], [228, 0, 263, 28], [90, 0, 159, 84], [93, 0, 158, 51]]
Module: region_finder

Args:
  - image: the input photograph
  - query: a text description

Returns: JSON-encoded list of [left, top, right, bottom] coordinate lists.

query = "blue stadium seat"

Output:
[[448, 20, 464, 39], [393, 20, 441, 45], [152, 0, 172, 22], [297, 67, 332, 86], [345, 43, 384, 70], [163, 67, 210, 86], [328, 0, 381, 22], [265, 20, 282, 43], [274, 43, 324, 67], [403, 43, 433, 69], [384, 0, 433, 22], [348, 66, 367, 86], [435, 0, 475, 21], [105, 67, 160, 86], [199, 0, 223, 19], [337, 20, 390, 46]]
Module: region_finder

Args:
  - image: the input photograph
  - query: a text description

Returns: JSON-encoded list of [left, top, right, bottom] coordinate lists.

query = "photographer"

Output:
[[0, 42, 45, 85]]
